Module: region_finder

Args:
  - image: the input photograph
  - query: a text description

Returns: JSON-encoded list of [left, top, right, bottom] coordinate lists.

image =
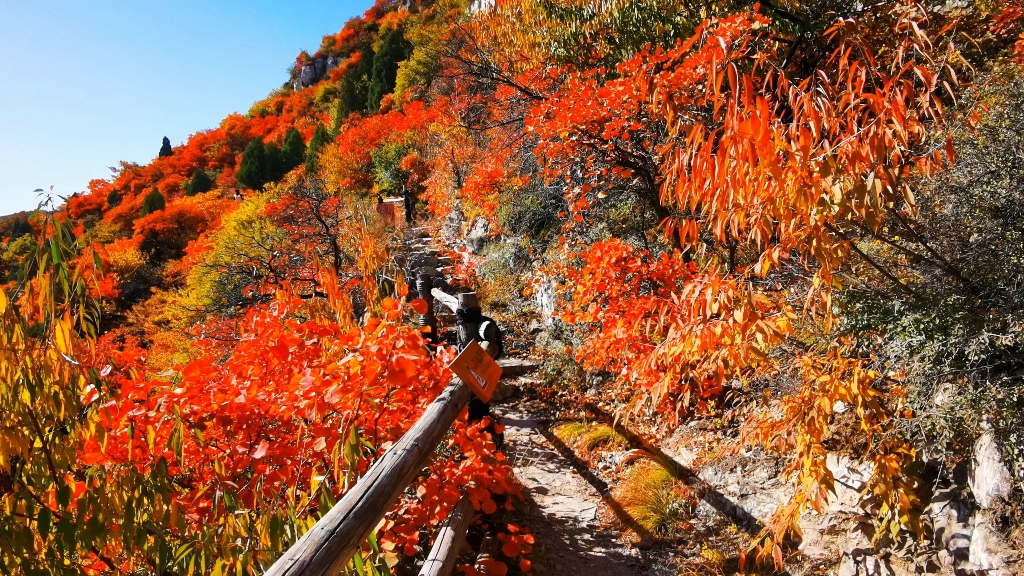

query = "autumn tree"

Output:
[[174, 194, 294, 319], [442, 0, 1014, 566], [0, 213, 163, 575]]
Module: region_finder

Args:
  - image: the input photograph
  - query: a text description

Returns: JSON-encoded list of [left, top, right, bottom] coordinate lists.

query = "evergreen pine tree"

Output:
[[264, 142, 285, 182], [280, 128, 306, 172], [366, 28, 412, 112], [9, 217, 32, 239], [158, 136, 173, 157], [107, 189, 122, 208], [236, 139, 269, 190], [184, 170, 214, 196], [338, 44, 375, 116], [305, 124, 331, 174], [331, 98, 345, 135], [140, 188, 166, 216]]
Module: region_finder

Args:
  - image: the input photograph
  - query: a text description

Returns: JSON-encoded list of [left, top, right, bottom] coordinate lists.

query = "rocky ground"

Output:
[[489, 374, 1022, 576]]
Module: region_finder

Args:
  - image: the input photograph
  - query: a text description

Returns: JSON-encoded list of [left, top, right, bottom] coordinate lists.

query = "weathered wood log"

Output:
[[496, 359, 539, 378], [431, 287, 460, 314], [417, 497, 475, 576], [265, 380, 473, 576]]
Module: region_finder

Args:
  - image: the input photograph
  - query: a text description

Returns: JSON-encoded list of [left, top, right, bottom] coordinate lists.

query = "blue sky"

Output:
[[0, 0, 365, 215]]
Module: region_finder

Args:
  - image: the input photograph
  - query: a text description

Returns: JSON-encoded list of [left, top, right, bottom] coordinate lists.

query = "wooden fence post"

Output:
[[417, 273, 437, 343]]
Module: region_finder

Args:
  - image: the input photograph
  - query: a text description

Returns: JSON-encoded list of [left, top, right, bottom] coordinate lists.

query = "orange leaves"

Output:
[[381, 415, 519, 563], [498, 525, 534, 558], [742, 344, 921, 553], [547, 239, 789, 413], [319, 100, 436, 195], [86, 293, 454, 531]]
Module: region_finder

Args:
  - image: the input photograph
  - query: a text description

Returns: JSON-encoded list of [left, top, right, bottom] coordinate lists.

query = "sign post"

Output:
[[448, 340, 503, 402]]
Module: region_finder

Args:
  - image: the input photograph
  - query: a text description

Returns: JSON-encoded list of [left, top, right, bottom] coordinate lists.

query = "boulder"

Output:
[[465, 217, 490, 254], [442, 204, 465, 239], [533, 277, 557, 325], [299, 64, 318, 87], [968, 512, 1012, 575], [838, 552, 894, 576], [926, 486, 972, 560], [969, 431, 1012, 509]]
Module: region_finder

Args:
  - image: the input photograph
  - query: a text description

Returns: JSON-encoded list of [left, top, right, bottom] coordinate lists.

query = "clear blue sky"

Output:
[[0, 0, 365, 215]]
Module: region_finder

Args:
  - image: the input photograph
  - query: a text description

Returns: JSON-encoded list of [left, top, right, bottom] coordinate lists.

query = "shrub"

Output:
[[139, 188, 165, 216], [183, 169, 214, 196]]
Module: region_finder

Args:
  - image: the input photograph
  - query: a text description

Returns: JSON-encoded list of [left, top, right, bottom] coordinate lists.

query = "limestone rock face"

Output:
[[969, 431, 1013, 509], [926, 486, 973, 561], [442, 204, 465, 240], [465, 217, 490, 254], [299, 64, 318, 87], [968, 512, 1012, 575], [291, 56, 344, 91]]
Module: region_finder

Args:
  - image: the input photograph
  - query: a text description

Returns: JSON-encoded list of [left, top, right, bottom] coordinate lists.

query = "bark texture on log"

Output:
[[418, 497, 475, 576]]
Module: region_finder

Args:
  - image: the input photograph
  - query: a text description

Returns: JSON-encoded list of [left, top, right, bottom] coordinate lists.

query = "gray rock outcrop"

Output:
[[465, 217, 490, 254], [442, 204, 465, 240], [970, 431, 1013, 509], [968, 512, 1012, 574], [292, 55, 343, 91]]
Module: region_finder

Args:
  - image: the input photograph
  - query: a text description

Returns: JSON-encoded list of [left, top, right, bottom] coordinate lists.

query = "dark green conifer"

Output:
[[107, 189, 122, 208], [9, 216, 32, 239], [236, 139, 269, 190], [265, 142, 285, 182], [280, 128, 306, 172], [140, 188, 166, 216], [305, 124, 331, 174], [366, 28, 412, 112], [158, 136, 173, 157], [338, 44, 375, 116], [184, 170, 214, 196]]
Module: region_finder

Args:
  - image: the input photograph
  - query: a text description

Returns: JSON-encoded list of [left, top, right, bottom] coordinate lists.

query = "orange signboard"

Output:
[[449, 340, 503, 402]]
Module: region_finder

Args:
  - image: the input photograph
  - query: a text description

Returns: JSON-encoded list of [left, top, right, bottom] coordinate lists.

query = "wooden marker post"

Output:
[[449, 340, 502, 402], [417, 273, 437, 343]]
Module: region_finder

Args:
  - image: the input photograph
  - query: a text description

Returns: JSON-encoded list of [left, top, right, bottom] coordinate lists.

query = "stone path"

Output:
[[496, 407, 679, 576]]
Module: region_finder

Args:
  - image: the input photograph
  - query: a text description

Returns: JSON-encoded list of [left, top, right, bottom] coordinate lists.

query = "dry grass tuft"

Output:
[[552, 421, 628, 452], [615, 458, 696, 538]]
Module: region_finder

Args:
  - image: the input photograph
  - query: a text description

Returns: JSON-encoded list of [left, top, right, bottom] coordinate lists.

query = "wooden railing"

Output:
[[266, 276, 496, 576]]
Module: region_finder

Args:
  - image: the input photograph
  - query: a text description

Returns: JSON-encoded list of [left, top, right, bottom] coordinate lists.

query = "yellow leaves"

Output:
[[53, 313, 72, 356]]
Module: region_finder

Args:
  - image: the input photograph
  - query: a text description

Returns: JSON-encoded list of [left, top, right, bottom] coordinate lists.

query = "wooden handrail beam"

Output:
[[265, 380, 473, 576], [417, 497, 475, 576]]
